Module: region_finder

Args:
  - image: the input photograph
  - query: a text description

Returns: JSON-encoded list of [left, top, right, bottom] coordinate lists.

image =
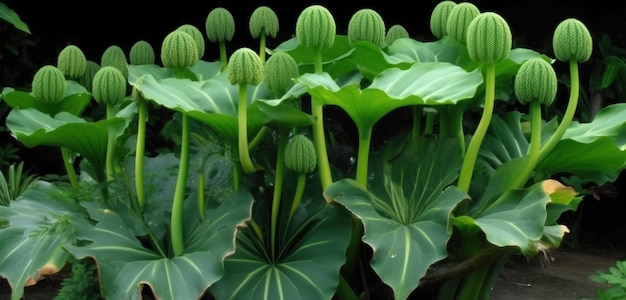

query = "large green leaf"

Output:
[[0, 2, 31, 34], [3, 81, 91, 116]]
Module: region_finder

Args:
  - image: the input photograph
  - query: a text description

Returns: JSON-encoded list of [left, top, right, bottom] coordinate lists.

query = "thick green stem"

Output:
[[135, 100, 147, 209], [258, 33, 267, 64], [424, 109, 437, 135], [171, 114, 190, 257], [249, 126, 269, 151], [270, 129, 288, 260], [289, 174, 307, 218], [412, 106, 423, 139], [105, 104, 117, 184], [311, 49, 333, 189], [219, 42, 228, 71], [198, 172, 206, 221], [457, 64, 496, 193], [60, 147, 78, 188], [355, 127, 373, 187], [238, 84, 256, 174], [516, 102, 542, 188]]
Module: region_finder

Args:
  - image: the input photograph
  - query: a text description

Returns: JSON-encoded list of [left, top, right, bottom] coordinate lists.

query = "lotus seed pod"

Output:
[[129, 40, 156, 65], [514, 58, 558, 106], [227, 47, 264, 85], [446, 2, 480, 44], [31, 65, 67, 102], [92, 66, 127, 105], [348, 8, 386, 48], [263, 51, 299, 95], [249, 6, 279, 39], [57, 45, 86, 79], [430, 1, 457, 39], [101, 45, 128, 78], [205, 7, 235, 43], [296, 5, 336, 50], [284, 134, 317, 174], [385, 24, 409, 46], [177, 24, 206, 59], [160, 30, 199, 68], [77, 60, 100, 91], [466, 12, 512, 64], [552, 18, 593, 63]]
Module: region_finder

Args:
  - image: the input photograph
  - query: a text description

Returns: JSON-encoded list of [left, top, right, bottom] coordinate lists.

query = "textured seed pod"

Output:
[[227, 47, 263, 85], [348, 8, 386, 48], [263, 51, 299, 95], [101, 45, 128, 78], [249, 6, 279, 39], [177, 24, 206, 59], [57, 45, 86, 79], [385, 24, 409, 46], [514, 58, 558, 106], [552, 18, 593, 63], [31, 65, 67, 102], [205, 7, 235, 43], [446, 2, 480, 44], [77, 60, 100, 91], [92, 66, 127, 105], [284, 134, 317, 174], [466, 12, 512, 64], [160, 30, 199, 68], [296, 5, 336, 50], [129, 40, 156, 65], [430, 1, 457, 39]]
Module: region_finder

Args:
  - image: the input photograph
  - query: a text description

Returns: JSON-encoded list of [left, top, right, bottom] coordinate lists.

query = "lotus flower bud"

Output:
[[348, 8, 386, 48], [263, 51, 299, 95], [160, 30, 199, 69], [466, 12, 512, 64], [385, 24, 409, 46], [177, 24, 206, 59], [552, 18, 592, 63], [205, 7, 235, 43], [101, 45, 128, 78], [430, 1, 457, 39], [129, 40, 156, 65], [31, 65, 67, 102], [249, 6, 279, 39], [514, 58, 558, 106], [57, 45, 86, 79], [446, 2, 480, 44], [296, 5, 336, 50], [77, 60, 100, 91], [92, 66, 127, 105], [227, 47, 263, 85], [284, 134, 317, 174]]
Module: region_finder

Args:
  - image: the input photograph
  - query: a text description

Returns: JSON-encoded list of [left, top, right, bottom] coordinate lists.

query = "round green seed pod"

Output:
[[430, 1, 457, 39], [514, 58, 558, 106], [296, 5, 336, 50], [101, 45, 128, 78], [31, 65, 67, 103], [227, 47, 264, 85], [348, 8, 386, 48], [57, 45, 86, 79], [385, 24, 409, 46], [263, 51, 299, 95], [249, 6, 279, 39], [92, 66, 127, 105], [466, 12, 512, 64], [177, 24, 206, 60], [160, 30, 199, 69], [446, 2, 480, 44], [77, 60, 100, 91], [129, 40, 156, 65], [552, 18, 593, 63], [284, 134, 317, 174], [205, 7, 235, 43]]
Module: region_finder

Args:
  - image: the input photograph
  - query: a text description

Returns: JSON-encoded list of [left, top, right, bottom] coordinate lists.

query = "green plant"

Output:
[[589, 260, 626, 300], [0, 161, 38, 206], [54, 257, 103, 300]]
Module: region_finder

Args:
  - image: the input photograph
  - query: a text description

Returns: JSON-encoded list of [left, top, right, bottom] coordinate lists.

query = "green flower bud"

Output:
[[77, 60, 100, 91], [129, 40, 156, 65], [466, 12, 512, 64], [101, 45, 128, 78], [92, 66, 127, 105], [430, 1, 457, 39], [31, 65, 67, 102], [249, 6, 279, 39], [296, 5, 336, 50], [348, 8, 386, 48], [552, 18, 593, 63], [227, 47, 264, 85], [385, 24, 409, 46], [57, 45, 86, 79], [284, 134, 317, 174], [446, 2, 480, 44], [160, 30, 199, 68], [177, 24, 206, 59], [263, 51, 299, 95], [205, 7, 235, 43], [514, 58, 558, 106]]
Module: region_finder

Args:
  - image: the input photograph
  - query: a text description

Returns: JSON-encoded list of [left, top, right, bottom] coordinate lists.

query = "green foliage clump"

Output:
[[160, 30, 199, 69], [57, 45, 86, 79], [263, 51, 299, 96], [249, 6, 279, 39], [348, 8, 386, 48], [385, 24, 409, 46], [515, 58, 558, 106], [552, 18, 593, 63], [227, 47, 263, 85], [100, 45, 128, 78], [129, 40, 155, 65], [76, 60, 100, 92], [430, 0, 457, 39], [205, 7, 235, 43], [284, 134, 317, 174], [446, 2, 480, 44], [31, 65, 66, 102], [590, 260, 626, 300], [177, 24, 206, 60], [466, 12, 512, 64], [296, 5, 336, 50], [92, 66, 126, 105], [54, 258, 103, 300]]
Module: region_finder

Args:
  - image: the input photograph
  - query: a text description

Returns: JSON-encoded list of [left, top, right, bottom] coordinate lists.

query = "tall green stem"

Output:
[[258, 34, 267, 64], [171, 114, 190, 256], [515, 102, 542, 188], [355, 127, 373, 187], [219, 42, 228, 71], [270, 129, 288, 259], [238, 84, 256, 174], [105, 104, 117, 184], [135, 100, 147, 209], [412, 106, 423, 139], [60, 147, 78, 188], [289, 174, 307, 218], [311, 50, 333, 189]]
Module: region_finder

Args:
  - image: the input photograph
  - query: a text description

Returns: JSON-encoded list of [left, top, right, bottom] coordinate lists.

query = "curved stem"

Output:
[[105, 104, 117, 184], [135, 100, 147, 209], [238, 84, 256, 174], [270, 129, 288, 260], [171, 114, 190, 257], [219, 41, 228, 71], [311, 49, 333, 189], [516, 101, 542, 188], [249, 125, 269, 151], [355, 126, 373, 187], [289, 174, 307, 218], [60, 147, 78, 188]]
